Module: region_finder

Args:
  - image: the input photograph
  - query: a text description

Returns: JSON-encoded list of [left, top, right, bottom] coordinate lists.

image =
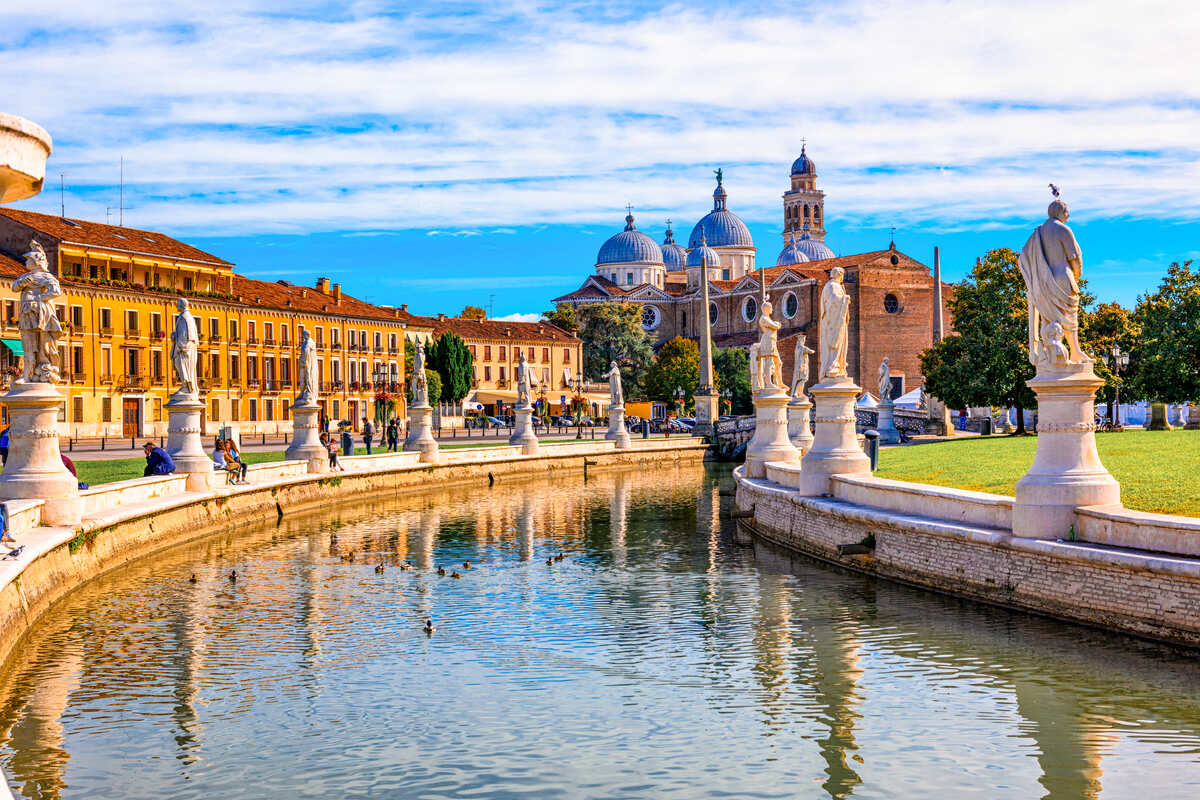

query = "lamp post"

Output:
[[574, 372, 584, 440], [722, 388, 732, 416], [674, 385, 685, 429], [1103, 344, 1130, 429]]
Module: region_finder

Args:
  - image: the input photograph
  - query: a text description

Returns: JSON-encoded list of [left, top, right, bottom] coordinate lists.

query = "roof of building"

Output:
[[775, 235, 811, 266], [0, 207, 233, 267], [0, 248, 26, 278], [416, 314, 579, 343], [596, 212, 663, 266], [791, 144, 816, 176], [688, 180, 753, 249]]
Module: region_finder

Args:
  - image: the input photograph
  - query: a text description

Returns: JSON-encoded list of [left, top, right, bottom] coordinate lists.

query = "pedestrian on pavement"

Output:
[[142, 442, 175, 477], [386, 418, 399, 451], [362, 417, 374, 454]]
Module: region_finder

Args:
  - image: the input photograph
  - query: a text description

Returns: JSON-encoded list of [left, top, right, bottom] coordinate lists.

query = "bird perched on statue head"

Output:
[[1049, 183, 1060, 198]]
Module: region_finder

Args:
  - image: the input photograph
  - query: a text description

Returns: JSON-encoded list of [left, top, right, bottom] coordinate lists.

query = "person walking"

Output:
[[142, 442, 175, 477], [362, 417, 374, 454], [386, 418, 399, 452]]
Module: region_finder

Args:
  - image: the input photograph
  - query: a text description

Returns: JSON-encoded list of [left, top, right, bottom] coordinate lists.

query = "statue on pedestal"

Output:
[[170, 297, 198, 399], [755, 298, 783, 391], [819, 267, 850, 380], [1018, 185, 1090, 367], [296, 329, 318, 405], [790, 335, 814, 399], [516, 352, 531, 408], [604, 360, 624, 408], [13, 241, 63, 384], [878, 357, 891, 401], [411, 341, 428, 406]]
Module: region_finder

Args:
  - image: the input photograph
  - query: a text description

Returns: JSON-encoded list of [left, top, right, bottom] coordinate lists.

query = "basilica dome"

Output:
[[686, 240, 722, 268], [597, 212, 664, 266], [775, 236, 811, 266], [791, 144, 816, 176], [794, 230, 835, 261], [688, 180, 754, 249], [661, 223, 687, 270]]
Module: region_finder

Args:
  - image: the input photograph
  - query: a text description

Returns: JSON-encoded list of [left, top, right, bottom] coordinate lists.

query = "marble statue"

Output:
[[1018, 187, 1090, 367], [755, 298, 784, 391], [296, 328, 318, 405], [819, 267, 851, 380], [603, 360, 624, 408], [748, 344, 762, 393], [516, 352, 531, 407], [412, 341, 428, 406], [170, 297, 198, 399], [878, 357, 891, 401], [13, 241, 63, 384], [790, 335, 814, 398]]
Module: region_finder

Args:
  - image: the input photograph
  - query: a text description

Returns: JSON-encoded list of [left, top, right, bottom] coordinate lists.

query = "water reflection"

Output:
[[0, 464, 1197, 799]]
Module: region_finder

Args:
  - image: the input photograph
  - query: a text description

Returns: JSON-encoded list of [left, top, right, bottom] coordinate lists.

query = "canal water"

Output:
[[1, 464, 1198, 799]]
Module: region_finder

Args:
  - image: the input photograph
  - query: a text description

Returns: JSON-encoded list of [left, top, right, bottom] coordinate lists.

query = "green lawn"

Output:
[[876, 430, 1200, 517]]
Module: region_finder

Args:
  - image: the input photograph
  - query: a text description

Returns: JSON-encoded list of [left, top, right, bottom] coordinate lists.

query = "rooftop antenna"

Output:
[[119, 156, 124, 226], [488, 294, 495, 319], [106, 207, 112, 225], [59, 173, 66, 217], [889, 225, 896, 249]]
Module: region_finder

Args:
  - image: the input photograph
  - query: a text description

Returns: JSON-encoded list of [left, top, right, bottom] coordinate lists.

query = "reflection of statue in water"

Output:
[[756, 298, 784, 391], [14, 241, 64, 384], [411, 341, 428, 406], [603, 360, 624, 408], [296, 329, 318, 405], [516, 352, 531, 407], [819, 267, 851, 380], [791, 335, 814, 398], [170, 297, 198, 399], [1018, 185, 1090, 367], [878, 357, 891, 401]]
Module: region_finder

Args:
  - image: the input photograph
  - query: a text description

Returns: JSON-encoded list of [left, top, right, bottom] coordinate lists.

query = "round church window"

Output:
[[709, 302, 718, 326], [884, 293, 900, 314], [742, 296, 758, 323], [783, 292, 799, 319], [641, 305, 661, 331]]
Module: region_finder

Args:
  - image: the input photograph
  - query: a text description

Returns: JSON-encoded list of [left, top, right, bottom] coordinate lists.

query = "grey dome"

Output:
[[795, 230, 835, 261], [687, 243, 722, 268], [791, 144, 816, 176], [688, 179, 753, 249], [597, 212, 664, 266], [775, 237, 811, 266], [661, 223, 687, 270]]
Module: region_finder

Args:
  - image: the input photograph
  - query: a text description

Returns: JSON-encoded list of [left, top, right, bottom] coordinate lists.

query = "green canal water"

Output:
[[0, 464, 1198, 799]]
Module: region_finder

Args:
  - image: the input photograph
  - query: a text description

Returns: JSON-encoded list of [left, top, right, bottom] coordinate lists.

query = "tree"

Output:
[[460, 305, 487, 320], [574, 302, 653, 397], [1081, 301, 1138, 422], [427, 332, 474, 404], [1127, 261, 1200, 404], [408, 368, 441, 407], [713, 347, 751, 415], [644, 336, 701, 405], [542, 303, 578, 335]]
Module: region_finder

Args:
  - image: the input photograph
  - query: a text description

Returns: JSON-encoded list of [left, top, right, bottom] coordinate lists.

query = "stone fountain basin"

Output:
[[0, 113, 52, 204]]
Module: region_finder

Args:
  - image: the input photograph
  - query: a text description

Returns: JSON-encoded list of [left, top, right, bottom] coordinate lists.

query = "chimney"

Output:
[[537, 325, 544, 334], [437, 312, 446, 320], [332, 283, 342, 304], [316, 277, 330, 294], [400, 304, 408, 312], [301, 288, 307, 298], [932, 246, 944, 343], [505, 327, 512, 337], [393, 309, 400, 318]]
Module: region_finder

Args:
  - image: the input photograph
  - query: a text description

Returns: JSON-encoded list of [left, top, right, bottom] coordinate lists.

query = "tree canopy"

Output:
[[459, 305, 487, 321], [1127, 260, 1200, 403], [542, 303, 578, 336], [573, 302, 652, 398], [427, 332, 474, 404], [713, 347, 751, 415], [644, 336, 701, 404]]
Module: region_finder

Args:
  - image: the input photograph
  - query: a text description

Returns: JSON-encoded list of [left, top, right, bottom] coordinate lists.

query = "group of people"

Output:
[[359, 418, 402, 454], [212, 438, 249, 484]]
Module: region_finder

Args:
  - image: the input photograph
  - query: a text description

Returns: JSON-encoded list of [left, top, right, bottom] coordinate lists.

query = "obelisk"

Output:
[[693, 248, 719, 437]]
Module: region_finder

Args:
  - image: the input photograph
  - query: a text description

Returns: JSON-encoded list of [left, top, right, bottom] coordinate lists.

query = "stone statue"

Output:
[[755, 298, 784, 391], [411, 341, 428, 406], [296, 328, 318, 405], [790, 335, 814, 398], [604, 360, 624, 408], [170, 297, 198, 399], [819, 267, 851, 380], [13, 241, 63, 384], [748, 343, 762, 393], [516, 352, 531, 407], [878, 357, 891, 401], [1018, 188, 1090, 367]]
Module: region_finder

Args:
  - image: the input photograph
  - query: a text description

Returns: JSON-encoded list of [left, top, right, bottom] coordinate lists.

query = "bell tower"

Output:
[[782, 142, 826, 242]]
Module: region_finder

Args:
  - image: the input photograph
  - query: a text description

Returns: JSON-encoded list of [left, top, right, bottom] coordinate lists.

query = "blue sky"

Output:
[[2, 0, 1198, 319]]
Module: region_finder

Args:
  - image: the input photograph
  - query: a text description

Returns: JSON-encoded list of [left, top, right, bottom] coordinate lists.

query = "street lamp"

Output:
[[573, 372, 584, 439], [722, 388, 732, 416], [1103, 344, 1130, 429]]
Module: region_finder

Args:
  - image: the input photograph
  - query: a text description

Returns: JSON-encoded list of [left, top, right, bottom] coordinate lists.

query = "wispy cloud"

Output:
[[492, 312, 543, 323], [2, 0, 1198, 238]]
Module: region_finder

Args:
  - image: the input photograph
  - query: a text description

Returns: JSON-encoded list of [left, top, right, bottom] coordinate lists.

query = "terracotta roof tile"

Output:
[[228, 276, 416, 324], [414, 314, 579, 343], [0, 247, 27, 278], [0, 207, 233, 266]]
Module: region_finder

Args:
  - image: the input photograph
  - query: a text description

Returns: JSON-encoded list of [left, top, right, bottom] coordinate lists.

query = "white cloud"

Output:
[[1, 0, 1198, 236], [492, 312, 543, 323]]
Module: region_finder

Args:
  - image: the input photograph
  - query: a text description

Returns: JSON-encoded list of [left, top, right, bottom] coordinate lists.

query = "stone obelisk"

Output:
[[693, 249, 719, 437], [924, 246, 952, 436]]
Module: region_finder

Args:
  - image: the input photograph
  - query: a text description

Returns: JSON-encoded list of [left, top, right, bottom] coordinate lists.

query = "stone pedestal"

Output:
[[745, 388, 800, 479], [1186, 404, 1200, 430], [925, 395, 952, 436], [166, 395, 213, 492], [1013, 365, 1121, 540], [0, 382, 80, 526], [285, 402, 328, 473], [786, 396, 814, 455], [509, 405, 540, 455], [794, 378, 871, 495], [1147, 402, 1172, 431], [875, 400, 901, 444], [693, 391, 718, 438], [605, 406, 631, 449], [404, 404, 439, 462]]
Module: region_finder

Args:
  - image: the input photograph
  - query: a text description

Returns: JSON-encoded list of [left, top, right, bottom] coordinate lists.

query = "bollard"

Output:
[[864, 429, 880, 471], [642, 420, 649, 439], [101, 436, 105, 451]]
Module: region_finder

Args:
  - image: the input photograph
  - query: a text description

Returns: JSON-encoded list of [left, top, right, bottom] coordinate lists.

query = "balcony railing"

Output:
[[99, 327, 113, 338], [71, 372, 86, 384], [100, 373, 114, 385], [151, 374, 165, 386], [331, 341, 342, 350], [69, 323, 86, 335], [261, 380, 280, 394], [321, 381, 344, 392], [388, 347, 399, 355], [118, 374, 149, 390], [126, 328, 142, 339], [210, 334, 223, 344], [264, 337, 275, 346], [247, 377, 260, 388], [229, 335, 241, 344], [247, 336, 258, 345]]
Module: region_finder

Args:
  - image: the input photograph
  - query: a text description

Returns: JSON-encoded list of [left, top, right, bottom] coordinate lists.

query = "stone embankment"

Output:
[[736, 467, 1200, 647], [0, 438, 707, 671]]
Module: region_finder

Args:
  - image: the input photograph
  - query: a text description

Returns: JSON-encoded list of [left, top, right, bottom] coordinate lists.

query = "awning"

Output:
[[0, 339, 23, 357]]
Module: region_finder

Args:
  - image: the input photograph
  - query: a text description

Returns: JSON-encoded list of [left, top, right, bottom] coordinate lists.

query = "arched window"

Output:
[[742, 296, 758, 323], [709, 302, 718, 326], [783, 292, 799, 319]]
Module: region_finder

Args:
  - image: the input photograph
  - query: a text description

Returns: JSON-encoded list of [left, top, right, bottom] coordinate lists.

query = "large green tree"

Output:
[[574, 301, 652, 397], [1081, 301, 1138, 422], [542, 303, 578, 336], [713, 347, 751, 415], [1126, 260, 1200, 404], [644, 336, 701, 405], [459, 305, 487, 321], [427, 332, 474, 404]]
